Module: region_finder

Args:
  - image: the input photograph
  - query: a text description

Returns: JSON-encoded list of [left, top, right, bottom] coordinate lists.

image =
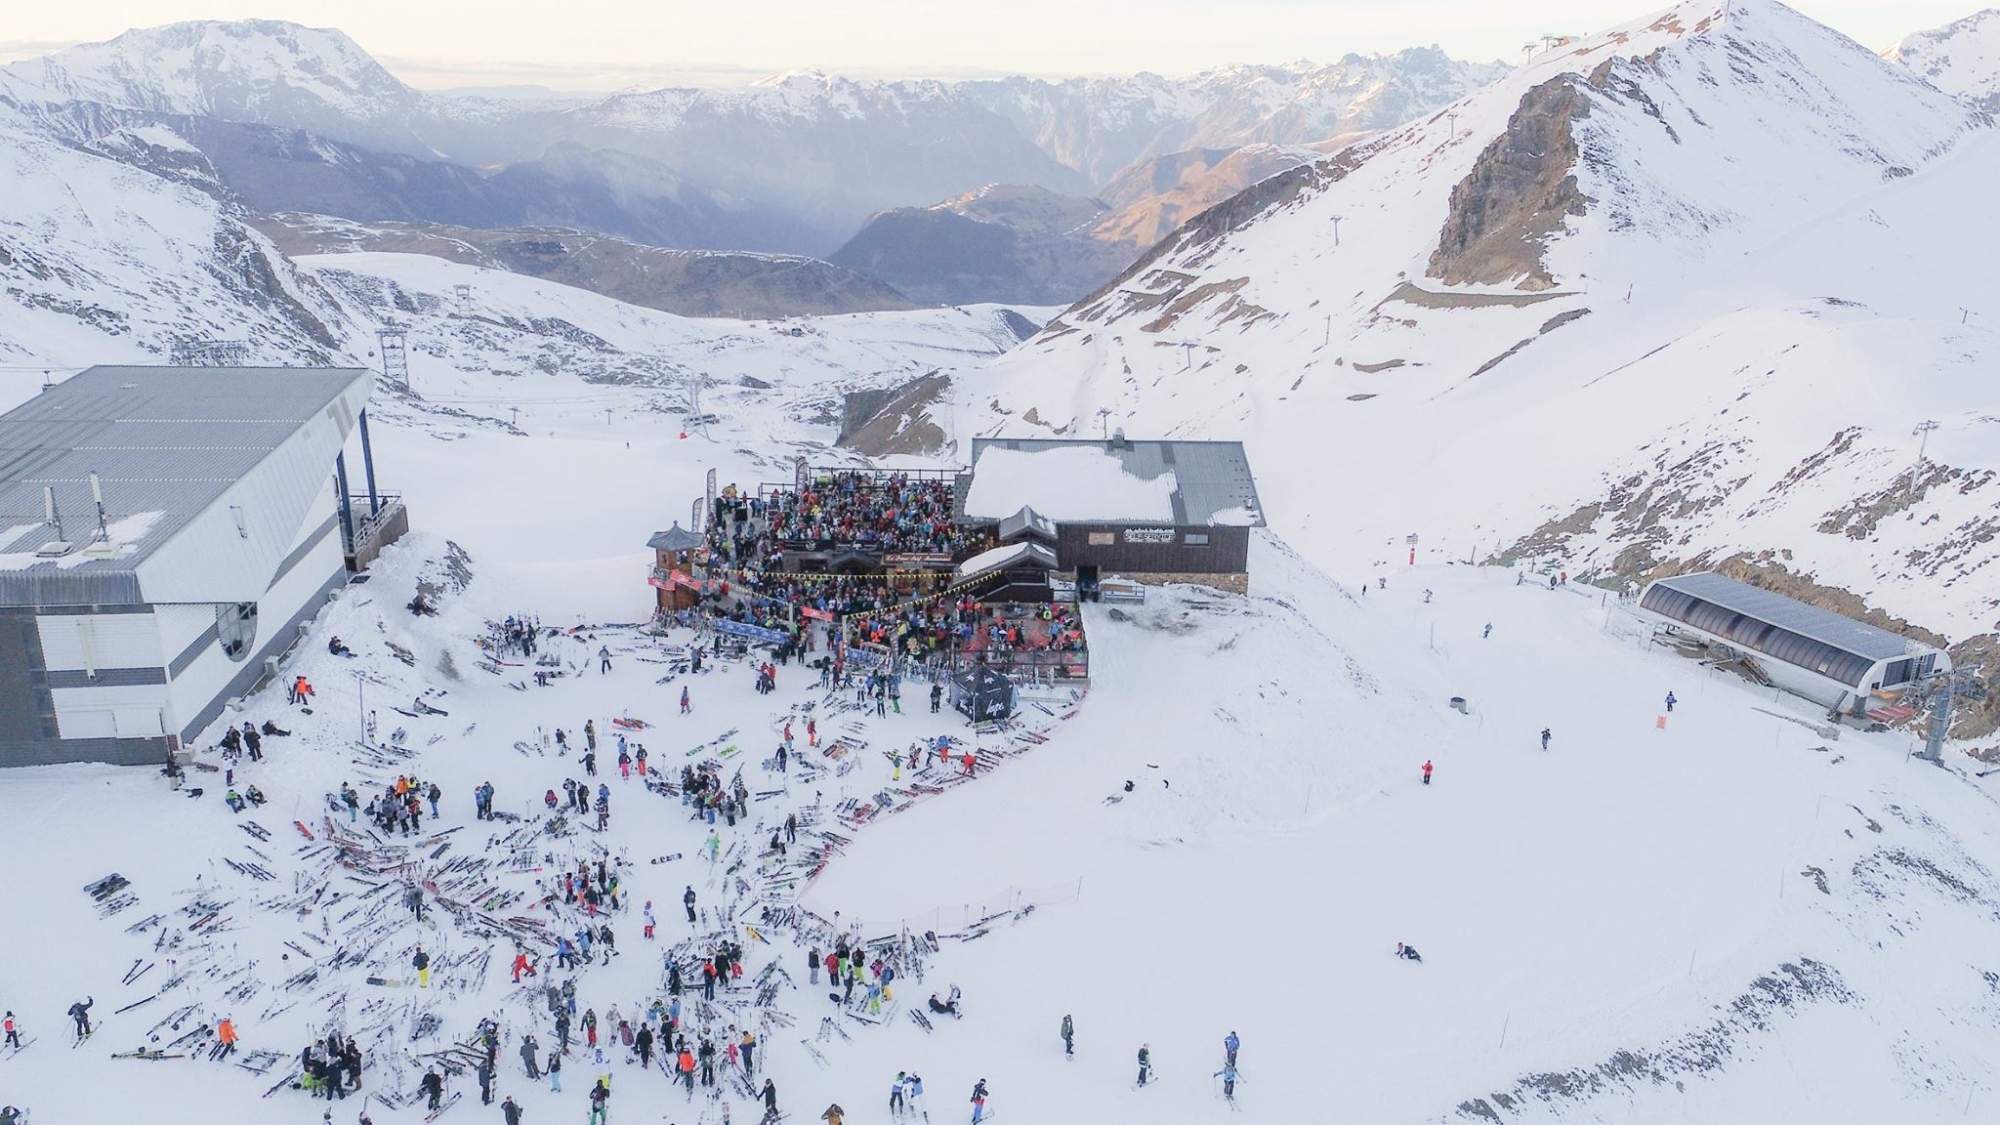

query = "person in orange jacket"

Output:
[[676, 1047, 697, 1091], [216, 1016, 238, 1058]]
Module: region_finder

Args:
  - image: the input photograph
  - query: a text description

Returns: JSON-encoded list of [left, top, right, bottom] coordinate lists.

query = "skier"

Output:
[[598, 645, 613, 674], [547, 1048, 562, 1092], [588, 1078, 610, 1125], [419, 1068, 444, 1112], [1215, 1061, 1243, 1101], [2, 1011, 18, 1050], [1540, 727, 1552, 752], [216, 1015, 238, 1058], [412, 946, 430, 988], [905, 1073, 924, 1116], [930, 682, 943, 714], [890, 1071, 908, 1117], [520, 1033, 540, 1079], [1224, 1029, 1240, 1067], [762, 1078, 780, 1123], [1421, 759, 1433, 786], [684, 885, 698, 923], [501, 1096, 523, 1125], [1060, 1013, 1074, 1057], [476, 1056, 495, 1105], [1136, 1044, 1153, 1087], [681, 686, 692, 715], [1396, 942, 1423, 962], [1482, 623, 1492, 639], [1665, 690, 1677, 713], [643, 901, 656, 940], [67, 997, 93, 1041], [970, 1078, 989, 1123]]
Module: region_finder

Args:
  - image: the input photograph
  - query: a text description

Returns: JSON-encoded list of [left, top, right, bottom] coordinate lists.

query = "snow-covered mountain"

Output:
[[0, 107, 350, 369], [1892, 8, 2000, 111], [5, 19, 434, 154], [961, 49, 1508, 185], [942, 0, 1999, 725], [831, 146, 1325, 307], [1, 22, 1502, 257]]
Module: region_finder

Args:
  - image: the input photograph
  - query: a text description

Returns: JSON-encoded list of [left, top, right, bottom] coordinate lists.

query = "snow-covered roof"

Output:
[[0, 364, 370, 605], [961, 438, 1264, 527], [955, 540, 1058, 581]]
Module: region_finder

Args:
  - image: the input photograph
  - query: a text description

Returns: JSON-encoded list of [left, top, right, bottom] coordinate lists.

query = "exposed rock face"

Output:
[[836, 371, 952, 456], [257, 213, 915, 318], [830, 185, 1133, 306], [1427, 76, 1591, 290]]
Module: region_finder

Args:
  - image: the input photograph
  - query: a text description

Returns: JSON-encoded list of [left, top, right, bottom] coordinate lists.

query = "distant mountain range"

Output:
[[0, 23, 1502, 270], [1890, 7, 2000, 112]]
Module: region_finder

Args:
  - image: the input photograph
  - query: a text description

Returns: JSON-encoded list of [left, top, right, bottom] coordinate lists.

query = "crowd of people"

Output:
[[710, 472, 975, 565]]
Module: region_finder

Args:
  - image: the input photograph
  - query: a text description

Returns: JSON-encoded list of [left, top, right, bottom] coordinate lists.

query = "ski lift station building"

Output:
[[1636, 571, 1949, 716], [954, 435, 1265, 593], [0, 365, 404, 767]]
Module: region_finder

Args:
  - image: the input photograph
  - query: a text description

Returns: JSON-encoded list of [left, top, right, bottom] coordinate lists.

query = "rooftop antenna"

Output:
[[89, 471, 109, 543], [43, 485, 64, 541]]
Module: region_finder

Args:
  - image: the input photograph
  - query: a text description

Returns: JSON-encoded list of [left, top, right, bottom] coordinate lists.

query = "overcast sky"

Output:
[[0, 0, 1980, 89]]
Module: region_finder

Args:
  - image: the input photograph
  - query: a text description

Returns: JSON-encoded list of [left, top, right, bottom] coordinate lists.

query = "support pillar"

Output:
[[335, 453, 356, 558], [358, 408, 381, 515]]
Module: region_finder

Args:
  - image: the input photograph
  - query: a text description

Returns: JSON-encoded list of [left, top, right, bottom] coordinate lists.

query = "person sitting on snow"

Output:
[[1395, 942, 1422, 962], [224, 789, 246, 814], [244, 785, 267, 806], [927, 993, 959, 1017], [328, 636, 353, 657]]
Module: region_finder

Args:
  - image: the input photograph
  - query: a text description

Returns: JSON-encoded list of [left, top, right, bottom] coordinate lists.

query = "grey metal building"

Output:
[[956, 436, 1265, 592], [1637, 571, 1949, 715], [0, 365, 398, 766]]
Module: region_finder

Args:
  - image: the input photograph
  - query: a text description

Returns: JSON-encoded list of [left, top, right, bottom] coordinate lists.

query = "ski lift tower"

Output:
[[377, 324, 411, 391], [1917, 663, 1986, 765]]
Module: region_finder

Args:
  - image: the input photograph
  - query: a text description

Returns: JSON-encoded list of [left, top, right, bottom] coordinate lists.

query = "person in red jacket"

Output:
[[512, 952, 534, 982], [1421, 759, 1434, 786]]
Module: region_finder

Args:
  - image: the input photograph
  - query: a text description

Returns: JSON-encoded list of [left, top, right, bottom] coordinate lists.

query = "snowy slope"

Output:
[[5, 510, 2000, 1125], [957, 0, 1998, 656], [1893, 8, 2000, 111], [0, 106, 351, 368]]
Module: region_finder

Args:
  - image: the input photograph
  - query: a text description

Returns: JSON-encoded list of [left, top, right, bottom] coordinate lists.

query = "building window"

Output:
[[217, 602, 259, 662], [1087, 531, 1115, 546], [1184, 533, 1210, 546]]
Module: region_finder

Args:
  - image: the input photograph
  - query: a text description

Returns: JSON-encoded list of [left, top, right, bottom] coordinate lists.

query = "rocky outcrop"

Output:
[[257, 213, 915, 318], [830, 185, 1134, 306], [1426, 76, 1590, 290], [835, 371, 952, 456]]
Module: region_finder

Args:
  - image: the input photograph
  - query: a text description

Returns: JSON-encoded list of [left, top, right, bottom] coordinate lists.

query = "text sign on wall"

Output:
[[1123, 528, 1175, 544]]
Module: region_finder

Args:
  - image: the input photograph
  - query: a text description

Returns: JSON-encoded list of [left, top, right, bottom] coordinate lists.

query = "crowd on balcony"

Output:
[[707, 472, 975, 568]]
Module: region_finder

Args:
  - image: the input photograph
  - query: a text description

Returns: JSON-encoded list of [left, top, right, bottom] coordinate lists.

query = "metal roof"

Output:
[[0, 365, 370, 604], [962, 438, 1266, 527], [996, 505, 1057, 543], [647, 523, 705, 552], [1649, 572, 1932, 662]]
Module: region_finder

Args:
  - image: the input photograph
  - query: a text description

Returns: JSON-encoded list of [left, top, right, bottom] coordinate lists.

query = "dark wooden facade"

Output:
[[1052, 522, 1249, 575]]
